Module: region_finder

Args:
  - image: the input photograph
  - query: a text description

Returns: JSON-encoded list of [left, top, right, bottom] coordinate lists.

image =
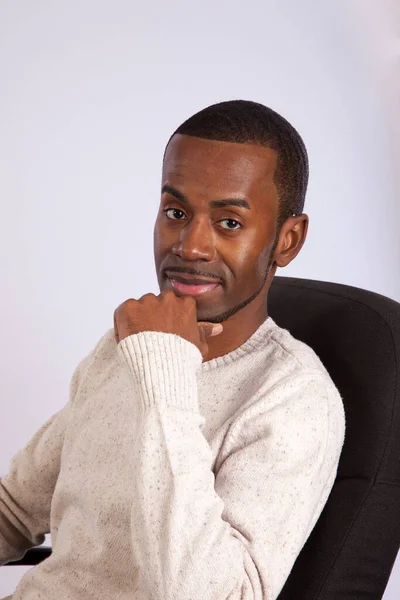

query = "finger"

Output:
[[198, 322, 223, 337]]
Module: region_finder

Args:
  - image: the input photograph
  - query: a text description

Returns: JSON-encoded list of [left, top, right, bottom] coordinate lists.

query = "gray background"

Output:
[[1, 0, 399, 596]]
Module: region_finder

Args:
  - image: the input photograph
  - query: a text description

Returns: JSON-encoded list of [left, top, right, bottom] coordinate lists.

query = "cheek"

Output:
[[236, 244, 270, 282], [226, 242, 260, 282], [236, 235, 267, 265], [256, 250, 271, 279], [153, 221, 167, 256], [256, 245, 271, 267]]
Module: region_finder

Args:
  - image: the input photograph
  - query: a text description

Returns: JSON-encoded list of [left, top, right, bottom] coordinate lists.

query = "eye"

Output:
[[164, 208, 186, 220], [220, 219, 242, 231], [163, 209, 242, 231]]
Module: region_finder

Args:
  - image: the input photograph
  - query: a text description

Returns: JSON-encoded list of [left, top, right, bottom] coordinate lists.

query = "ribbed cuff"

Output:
[[117, 331, 203, 412]]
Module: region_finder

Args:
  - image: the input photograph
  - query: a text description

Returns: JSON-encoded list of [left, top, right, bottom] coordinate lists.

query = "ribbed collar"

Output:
[[200, 315, 277, 372]]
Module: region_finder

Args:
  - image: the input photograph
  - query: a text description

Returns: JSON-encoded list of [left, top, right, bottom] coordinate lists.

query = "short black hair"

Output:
[[166, 100, 309, 233]]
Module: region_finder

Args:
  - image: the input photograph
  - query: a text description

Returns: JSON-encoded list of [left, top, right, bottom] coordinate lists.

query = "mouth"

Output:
[[166, 275, 222, 297]]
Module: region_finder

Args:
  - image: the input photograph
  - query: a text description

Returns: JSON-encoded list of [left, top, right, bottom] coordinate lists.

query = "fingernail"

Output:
[[211, 324, 223, 336]]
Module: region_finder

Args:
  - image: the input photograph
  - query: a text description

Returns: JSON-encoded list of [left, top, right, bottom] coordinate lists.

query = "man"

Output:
[[0, 100, 346, 600]]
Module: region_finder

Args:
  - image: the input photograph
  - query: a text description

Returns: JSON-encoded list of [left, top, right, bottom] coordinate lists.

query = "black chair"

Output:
[[5, 277, 400, 599]]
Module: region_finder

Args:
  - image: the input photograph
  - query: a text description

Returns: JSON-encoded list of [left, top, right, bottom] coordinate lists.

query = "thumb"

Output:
[[198, 322, 224, 337]]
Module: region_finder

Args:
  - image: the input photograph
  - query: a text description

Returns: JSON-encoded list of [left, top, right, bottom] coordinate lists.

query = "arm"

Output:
[[0, 350, 93, 565], [118, 331, 346, 600]]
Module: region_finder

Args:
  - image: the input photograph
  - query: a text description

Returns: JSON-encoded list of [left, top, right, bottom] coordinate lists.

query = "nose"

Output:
[[172, 216, 216, 262]]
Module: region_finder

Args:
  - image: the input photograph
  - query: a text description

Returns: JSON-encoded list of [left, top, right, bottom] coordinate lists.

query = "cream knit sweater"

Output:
[[0, 316, 346, 600]]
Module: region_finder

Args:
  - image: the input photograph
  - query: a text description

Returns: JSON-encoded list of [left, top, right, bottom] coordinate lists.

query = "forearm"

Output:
[[0, 477, 46, 564]]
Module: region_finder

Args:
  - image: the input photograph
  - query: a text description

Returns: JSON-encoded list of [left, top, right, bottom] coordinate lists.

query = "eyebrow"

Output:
[[161, 184, 251, 210]]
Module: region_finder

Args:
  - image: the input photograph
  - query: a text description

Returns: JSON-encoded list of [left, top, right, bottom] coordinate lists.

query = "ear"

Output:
[[274, 214, 309, 268]]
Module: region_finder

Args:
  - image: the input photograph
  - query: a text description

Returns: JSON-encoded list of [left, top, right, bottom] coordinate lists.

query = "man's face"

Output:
[[153, 134, 280, 323]]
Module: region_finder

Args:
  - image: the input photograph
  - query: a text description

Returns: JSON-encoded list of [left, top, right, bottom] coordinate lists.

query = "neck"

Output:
[[202, 302, 269, 363]]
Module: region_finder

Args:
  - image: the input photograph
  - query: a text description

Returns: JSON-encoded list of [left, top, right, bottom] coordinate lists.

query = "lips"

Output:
[[165, 271, 222, 286], [168, 278, 221, 296], [165, 271, 222, 297]]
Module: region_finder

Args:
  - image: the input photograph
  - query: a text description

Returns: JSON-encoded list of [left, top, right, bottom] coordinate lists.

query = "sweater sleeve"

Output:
[[0, 349, 94, 565], [118, 331, 346, 600]]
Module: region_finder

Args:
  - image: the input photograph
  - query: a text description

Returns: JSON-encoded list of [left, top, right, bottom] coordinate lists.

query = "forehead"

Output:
[[162, 134, 278, 200]]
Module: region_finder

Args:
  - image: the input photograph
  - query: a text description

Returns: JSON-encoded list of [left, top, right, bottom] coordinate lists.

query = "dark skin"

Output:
[[149, 133, 309, 362]]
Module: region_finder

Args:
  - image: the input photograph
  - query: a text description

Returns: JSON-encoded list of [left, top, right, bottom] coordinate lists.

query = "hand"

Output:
[[113, 290, 223, 360]]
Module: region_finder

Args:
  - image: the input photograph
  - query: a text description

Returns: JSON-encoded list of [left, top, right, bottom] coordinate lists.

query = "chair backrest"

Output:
[[269, 276, 400, 600]]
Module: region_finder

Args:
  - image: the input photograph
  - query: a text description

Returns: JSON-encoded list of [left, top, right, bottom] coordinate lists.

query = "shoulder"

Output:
[[267, 321, 345, 423], [227, 366, 346, 475], [238, 318, 346, 447], [267, 318, 332, 380]]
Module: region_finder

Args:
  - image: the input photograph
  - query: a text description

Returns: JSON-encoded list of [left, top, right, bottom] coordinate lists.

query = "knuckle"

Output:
[[140, 293, 156, 301]]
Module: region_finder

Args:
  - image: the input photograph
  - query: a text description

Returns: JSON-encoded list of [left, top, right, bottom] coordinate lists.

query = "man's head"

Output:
[[153, 100, 309, 327]]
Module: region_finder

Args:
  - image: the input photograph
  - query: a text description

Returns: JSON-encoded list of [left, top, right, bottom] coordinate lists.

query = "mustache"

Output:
[[164, 266, 223, 282]]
